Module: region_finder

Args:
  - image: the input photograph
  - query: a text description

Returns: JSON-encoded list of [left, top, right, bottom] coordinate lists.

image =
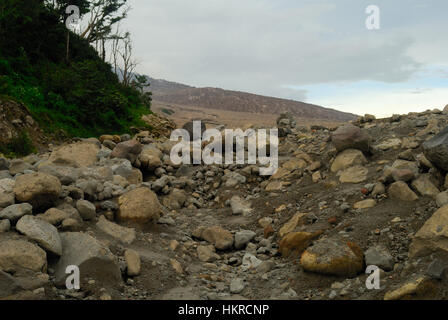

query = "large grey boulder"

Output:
[[0, 203, 33, 222], [53, 232, 122, 288], [423, 126, 448, 171], [16, 215, 62, 256]]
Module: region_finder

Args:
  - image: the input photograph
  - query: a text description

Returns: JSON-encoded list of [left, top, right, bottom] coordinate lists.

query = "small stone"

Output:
[[124, 249, 141, 277], [0, 219, 11, 233], [364, 245, 394, 271], [230, 278, 245, 294], [353, 199, 376, 210], [76, 200, 96, 220], [234, 230, 256, 250]]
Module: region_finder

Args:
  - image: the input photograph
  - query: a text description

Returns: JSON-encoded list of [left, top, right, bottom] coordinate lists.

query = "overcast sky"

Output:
[[122, 0, 448, 117]]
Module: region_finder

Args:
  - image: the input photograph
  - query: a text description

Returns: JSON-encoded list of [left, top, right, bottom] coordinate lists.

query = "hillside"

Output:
[[0, 0, 152, 151], [147, 77, 357, 123]]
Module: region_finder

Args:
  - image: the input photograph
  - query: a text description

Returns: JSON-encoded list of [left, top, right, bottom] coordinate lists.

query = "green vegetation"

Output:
[[0, 0, 152, 138], [0, 130, 37, 158]]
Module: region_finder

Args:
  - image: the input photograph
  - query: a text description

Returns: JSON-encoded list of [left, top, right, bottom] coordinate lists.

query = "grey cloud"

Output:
[[122, 0, 447, 102]]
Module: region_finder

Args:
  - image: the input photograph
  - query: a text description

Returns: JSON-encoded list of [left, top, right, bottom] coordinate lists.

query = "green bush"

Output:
[[0, 130, 37, 158], [0, 0, 152, 139]]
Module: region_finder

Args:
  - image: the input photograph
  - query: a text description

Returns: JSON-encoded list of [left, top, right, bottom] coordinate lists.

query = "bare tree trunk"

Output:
[[66, 30, 70, 62]]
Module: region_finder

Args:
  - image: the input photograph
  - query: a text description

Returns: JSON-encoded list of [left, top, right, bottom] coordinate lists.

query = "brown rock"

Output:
[[388, 181, 418, 201], [124, 249, 141, 276], [409, 205, 448, 258], [117, 187, 162, 223], [198, 226, 234, 250], [279, 231, 321, 258], [110, 140, 142, 163], [0, 240, 47, 273], [331, 149, 367, 173], [411, 174, 440, 198], [331, 124, 370, 152], [47, 141, 100, 167], [13, 172, 62, 210], [278, 213, 307, 238], [300, 239, 364, 277], [339, 166, 368, 184]]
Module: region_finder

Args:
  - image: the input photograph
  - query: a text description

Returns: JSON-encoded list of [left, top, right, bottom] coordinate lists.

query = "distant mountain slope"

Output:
[[146, 77, 356, 122]]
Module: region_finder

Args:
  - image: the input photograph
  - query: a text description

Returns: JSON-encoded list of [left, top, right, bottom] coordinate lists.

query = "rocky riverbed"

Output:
[[1, 109, 448, 300]]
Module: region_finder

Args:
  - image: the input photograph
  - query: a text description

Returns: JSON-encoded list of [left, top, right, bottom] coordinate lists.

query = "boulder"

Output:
[[384, 277, 437, 300], [0, 178, 15, 193], [374, 138, 402, 151], [388, 181, 418, 201], [139, 146, 162, 170], [117, 187, 162, 223], [422, 126, 448, 171], [331, 124, 370, 152], [76, 199, 96, 220], [0, 203, 33, 222], [13, 172, 61, 210], [300, 238, 364, 277], [230, 196, 252, 216], [9, 159, 33, 175], [436, 192, 448, 208], [162, 188, 187, 210], [54, 232, 121, 287], [0, 240, 47, 273], [339, 166, 368, 183], [47, 140, 100, 167], [197, 245, 219, 262], [331, 149, 367, 173], [234, 230, 256, 250], [195, 226, 234, 250], [0, 219, 10, 232], [0, 192, 15, 208], [16, 215, 62, 256], [110, 140, 142, 163], [37, 208, 69, 226], [409, 205, 448, 259], [411, 174, 440, 198], [39, 165, 79, 185]]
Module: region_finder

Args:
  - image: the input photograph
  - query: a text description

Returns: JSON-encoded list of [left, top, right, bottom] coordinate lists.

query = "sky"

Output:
[[120, 0, 448, 118]]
